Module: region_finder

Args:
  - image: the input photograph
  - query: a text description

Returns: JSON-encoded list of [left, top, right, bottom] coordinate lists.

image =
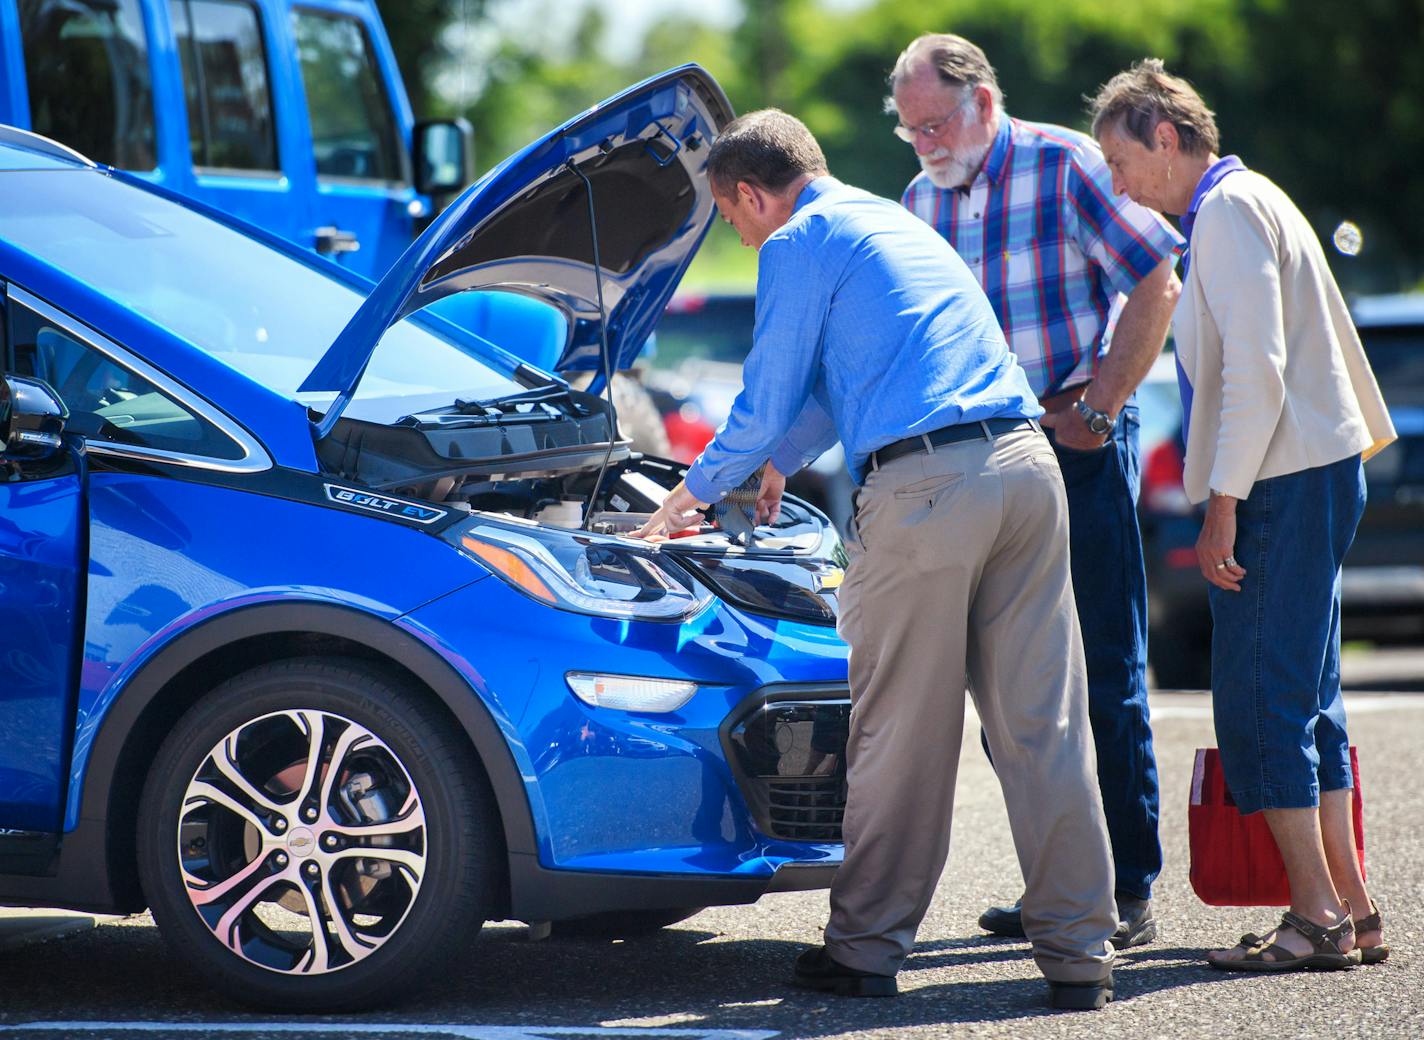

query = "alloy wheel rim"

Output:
[[176, 708, 427, 975]]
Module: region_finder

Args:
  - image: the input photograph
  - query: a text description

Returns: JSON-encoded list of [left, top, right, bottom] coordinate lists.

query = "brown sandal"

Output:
[[1209, 909, 1361, 972], [1355, 900, 1390, 965]]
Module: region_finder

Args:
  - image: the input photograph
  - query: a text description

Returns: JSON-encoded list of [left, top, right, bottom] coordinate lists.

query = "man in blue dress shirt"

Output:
[[634, 110, 1116, 1010]]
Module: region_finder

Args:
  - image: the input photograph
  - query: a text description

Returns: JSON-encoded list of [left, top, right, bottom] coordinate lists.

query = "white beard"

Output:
[[920, 139, 990, 191]]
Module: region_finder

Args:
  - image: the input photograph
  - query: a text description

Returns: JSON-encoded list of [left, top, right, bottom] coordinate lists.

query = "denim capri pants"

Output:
[[1208, 453, 1366, 815]]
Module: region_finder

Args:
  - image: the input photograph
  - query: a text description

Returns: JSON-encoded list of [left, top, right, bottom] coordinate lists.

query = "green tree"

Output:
[[1215, 0, 1424, 291], [375, 0, 488, 117]]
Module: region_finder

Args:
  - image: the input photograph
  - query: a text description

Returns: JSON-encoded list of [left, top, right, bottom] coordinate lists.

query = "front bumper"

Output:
[[401, 576, 850, 915]]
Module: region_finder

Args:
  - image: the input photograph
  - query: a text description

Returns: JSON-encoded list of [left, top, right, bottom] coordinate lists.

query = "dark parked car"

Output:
[[1139, 294, 1424, 689]]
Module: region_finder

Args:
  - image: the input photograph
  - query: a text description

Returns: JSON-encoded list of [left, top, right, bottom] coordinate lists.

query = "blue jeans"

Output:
[[1047, 403, 1162, 900], [1208, 454, 1365, 815]]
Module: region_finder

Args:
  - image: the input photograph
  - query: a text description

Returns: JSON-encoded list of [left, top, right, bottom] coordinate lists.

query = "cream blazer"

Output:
[[1171, 170, 1395, 503]]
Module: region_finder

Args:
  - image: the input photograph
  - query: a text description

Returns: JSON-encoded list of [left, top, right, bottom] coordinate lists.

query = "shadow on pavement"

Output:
[[0, 917, 1242, 1034]]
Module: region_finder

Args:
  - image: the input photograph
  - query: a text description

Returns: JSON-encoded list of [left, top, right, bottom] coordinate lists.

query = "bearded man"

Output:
[[888, 33, 1181, 948]]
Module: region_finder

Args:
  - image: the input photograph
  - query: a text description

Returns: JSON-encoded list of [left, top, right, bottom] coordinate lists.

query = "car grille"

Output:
[[765, 777, 846, 840], [722, 690, 850, 842]]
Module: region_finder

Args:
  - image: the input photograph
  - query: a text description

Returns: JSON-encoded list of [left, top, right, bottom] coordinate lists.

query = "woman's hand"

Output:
[[1197, 494, 1247, 591]]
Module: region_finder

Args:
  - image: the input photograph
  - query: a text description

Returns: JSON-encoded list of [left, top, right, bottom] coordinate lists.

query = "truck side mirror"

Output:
[[413, 118, 473, 198], [0, 375, 68, 461]]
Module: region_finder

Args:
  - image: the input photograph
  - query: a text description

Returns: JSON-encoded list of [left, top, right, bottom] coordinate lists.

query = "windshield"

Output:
[[0, 169, 522, 416]]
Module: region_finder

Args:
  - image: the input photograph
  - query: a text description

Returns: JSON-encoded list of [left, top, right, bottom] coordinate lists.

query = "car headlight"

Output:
[[451, 518, 714, 621]]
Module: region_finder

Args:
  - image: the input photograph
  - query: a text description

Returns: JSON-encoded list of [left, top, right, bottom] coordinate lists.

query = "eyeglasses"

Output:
[[892, 96, 975, 143]]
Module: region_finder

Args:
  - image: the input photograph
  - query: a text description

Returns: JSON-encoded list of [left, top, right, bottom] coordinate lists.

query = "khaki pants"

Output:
[[826, 427, 1116, 983]]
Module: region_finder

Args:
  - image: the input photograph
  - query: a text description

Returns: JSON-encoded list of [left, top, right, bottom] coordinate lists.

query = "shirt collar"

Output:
[[980, 116, 1014, 186], [792, 175, 841, 214], [1181, 154, 1246, 239]]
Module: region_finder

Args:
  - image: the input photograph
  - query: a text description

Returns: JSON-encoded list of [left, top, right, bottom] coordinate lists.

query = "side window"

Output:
[[9, 303, 246, 462], [170, 0, 278, 172], [18, 0, 158, 170], [292, 9, 403, 182]]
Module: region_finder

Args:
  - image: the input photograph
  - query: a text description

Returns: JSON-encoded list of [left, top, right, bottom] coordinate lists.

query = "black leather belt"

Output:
[[870, 417, 1038, 471]]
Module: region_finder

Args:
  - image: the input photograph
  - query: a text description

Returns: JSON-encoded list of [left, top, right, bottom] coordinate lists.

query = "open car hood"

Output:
[[301, 65, 734, 436]]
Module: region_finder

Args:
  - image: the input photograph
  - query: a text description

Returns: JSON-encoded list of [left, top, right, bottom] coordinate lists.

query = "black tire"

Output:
[[136, 656, 500, 1010], [550, 906, 704, 939]]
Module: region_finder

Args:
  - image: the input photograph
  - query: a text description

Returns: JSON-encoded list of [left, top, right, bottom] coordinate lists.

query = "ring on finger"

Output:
[[1225, 556, 1238, 568], [1215, 562, 1227, 569]]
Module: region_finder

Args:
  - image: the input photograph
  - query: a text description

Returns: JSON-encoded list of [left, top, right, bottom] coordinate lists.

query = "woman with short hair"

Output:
[[1087, 58, 1396, 972]]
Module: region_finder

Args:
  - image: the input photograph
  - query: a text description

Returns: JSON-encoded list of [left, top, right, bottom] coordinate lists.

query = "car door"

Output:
[[288, 0, 418, 278], [0, 292, 85, 839]]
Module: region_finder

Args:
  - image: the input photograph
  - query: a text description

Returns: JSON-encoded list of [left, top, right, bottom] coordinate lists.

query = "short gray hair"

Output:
[[706, 109, 828, 196], [1088, 58, 1219, 157], [884, 33, 1004, 115]]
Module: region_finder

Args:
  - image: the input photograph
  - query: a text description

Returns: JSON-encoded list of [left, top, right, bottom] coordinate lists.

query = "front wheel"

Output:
[[136, 657, 501, 1010]]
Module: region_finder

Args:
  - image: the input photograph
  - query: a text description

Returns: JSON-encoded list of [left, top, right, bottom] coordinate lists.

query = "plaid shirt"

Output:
[[902, 117, 1182, 397]]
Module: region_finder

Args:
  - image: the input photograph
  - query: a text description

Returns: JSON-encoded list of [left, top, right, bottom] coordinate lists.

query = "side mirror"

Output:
[[0, 374, 68, 461], [413, 118, 473, 198]]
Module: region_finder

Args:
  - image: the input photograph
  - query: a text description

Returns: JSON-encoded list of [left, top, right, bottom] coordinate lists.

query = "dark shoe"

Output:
[[1048, 973, 1114, 1010], [792, 945, 898, 997], [1111, 893, 1157, 949], [978, 898, 1026, 939]]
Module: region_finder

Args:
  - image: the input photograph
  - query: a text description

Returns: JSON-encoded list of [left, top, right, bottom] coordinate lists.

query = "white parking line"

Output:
[[8, 1025, 778, 1039]]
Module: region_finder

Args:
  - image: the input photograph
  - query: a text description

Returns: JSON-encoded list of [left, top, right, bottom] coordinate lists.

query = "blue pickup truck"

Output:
[[0, 0, 469, 279], [1, 0, 586, 371]]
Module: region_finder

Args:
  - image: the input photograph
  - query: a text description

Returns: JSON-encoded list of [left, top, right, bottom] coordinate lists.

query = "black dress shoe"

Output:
[[978, 898, 1026, 938], [1111, 893, 1157, 949], [792, 945, 898, 997], [1048, 972, 1114, 1010]]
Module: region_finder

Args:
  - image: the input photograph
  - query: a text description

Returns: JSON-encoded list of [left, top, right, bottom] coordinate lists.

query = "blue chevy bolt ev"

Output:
[[0, 66, 852, 1010]]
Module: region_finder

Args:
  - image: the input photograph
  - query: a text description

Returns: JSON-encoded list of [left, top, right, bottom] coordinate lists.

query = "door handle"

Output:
[[314, 226, 361, 255]]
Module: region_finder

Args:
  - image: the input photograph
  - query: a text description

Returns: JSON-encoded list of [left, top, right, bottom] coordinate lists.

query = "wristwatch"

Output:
[[1073, 399, 1117, 436]]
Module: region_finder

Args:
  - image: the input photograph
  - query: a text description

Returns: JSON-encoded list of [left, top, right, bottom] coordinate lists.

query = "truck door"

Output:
[[12, 0, 159, 171], [0, 297, 85, 838], [289, 1, 420, 278], [167, 0, 310, 245]]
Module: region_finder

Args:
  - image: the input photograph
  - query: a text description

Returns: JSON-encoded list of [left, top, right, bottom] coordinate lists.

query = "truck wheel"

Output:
[[136, 657, 500, 1010], [550, 907, 704, 939]]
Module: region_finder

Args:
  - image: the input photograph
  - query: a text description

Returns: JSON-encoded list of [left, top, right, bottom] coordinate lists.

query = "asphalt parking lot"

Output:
[[3, 650, 1422, 1040]]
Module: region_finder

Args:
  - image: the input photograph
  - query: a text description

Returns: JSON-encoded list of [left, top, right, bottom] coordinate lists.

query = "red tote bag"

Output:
[[1188, 746, 1365, 906]]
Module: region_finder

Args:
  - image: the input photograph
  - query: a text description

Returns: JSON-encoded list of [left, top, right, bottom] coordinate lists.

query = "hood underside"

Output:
[[301, 66, 734, 436]]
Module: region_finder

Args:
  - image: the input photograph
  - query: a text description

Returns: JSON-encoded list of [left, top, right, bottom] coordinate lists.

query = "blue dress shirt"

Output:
[[683, 177, 1041, 501]]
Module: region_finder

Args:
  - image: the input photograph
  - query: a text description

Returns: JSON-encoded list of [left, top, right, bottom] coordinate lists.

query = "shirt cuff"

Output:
[[682, 464, 723, 506], [1206, 465, 1256, 502]]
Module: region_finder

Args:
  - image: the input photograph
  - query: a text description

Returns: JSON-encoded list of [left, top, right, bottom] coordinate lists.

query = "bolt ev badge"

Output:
[[324, 484, 448, 525]]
